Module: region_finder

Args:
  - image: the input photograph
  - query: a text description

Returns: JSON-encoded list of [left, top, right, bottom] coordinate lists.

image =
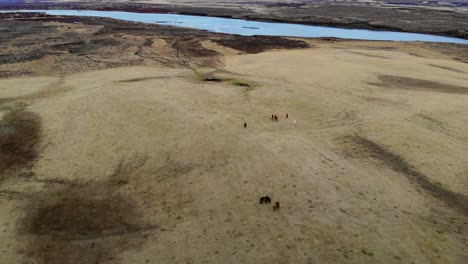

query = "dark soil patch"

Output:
[[17, 157, 154, 264], [370, 75, 468, 94], [345, 135, 468, 216], [0, 110, 41, 176], [214, 36, 309, 54], [13, 154, 199, 264], [26, 195, 140, 240], [19, 192, 149, 264]]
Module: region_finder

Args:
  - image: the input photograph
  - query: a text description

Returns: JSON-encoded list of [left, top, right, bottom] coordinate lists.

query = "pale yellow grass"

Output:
[[0, 42, 467, 264]]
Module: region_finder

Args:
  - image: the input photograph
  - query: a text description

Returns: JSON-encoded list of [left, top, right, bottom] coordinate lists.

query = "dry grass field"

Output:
[[0, 13, 467, 264]]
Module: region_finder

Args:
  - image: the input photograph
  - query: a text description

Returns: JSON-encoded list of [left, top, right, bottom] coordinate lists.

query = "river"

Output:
[[2, 9, 468, 44]]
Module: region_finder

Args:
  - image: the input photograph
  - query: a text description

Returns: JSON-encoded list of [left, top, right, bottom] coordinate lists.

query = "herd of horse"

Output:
[[260, 196, 280, 211], [271, 113, 288, 121], [245, 116, 287, 211], [244, 115, 287, 210], [244, 113, 290, 129]]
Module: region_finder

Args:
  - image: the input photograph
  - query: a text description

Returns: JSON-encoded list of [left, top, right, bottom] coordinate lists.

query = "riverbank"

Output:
[[4, 10, 467, 44], [1, 1, 468, 40], [1, 11, 467, 78]]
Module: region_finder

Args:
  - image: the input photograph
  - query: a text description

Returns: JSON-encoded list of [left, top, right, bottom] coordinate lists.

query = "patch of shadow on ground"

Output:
[[369, 75, 468, 95], [214, 36, 309, 54], [427, 64, 466, 74], [341, 135, 468, 217], [17, 157, 156, 264], [0, 110, 41, 177], [347, 50, 389, 59], [197, 72, 258, 92]]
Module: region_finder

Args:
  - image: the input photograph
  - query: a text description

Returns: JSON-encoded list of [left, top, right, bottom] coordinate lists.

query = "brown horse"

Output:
[[273, 202, 280, 211]]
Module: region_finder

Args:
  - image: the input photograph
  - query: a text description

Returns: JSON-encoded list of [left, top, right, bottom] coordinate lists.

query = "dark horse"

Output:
[[259, 196, 271, 204]]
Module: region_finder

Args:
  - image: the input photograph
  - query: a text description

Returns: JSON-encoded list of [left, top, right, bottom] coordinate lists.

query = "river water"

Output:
[[2, 9, 468, 44]]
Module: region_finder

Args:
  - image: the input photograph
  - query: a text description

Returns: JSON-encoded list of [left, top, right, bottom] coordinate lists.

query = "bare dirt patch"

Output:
[[370, 75, 468, 94], [340, 135, 468, 216]]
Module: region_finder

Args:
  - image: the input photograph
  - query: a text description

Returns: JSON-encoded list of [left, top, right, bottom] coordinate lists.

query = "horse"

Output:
[[244, 122, 247, 128], [273, 202, 280, 211], [259, 196, 271, 204]]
